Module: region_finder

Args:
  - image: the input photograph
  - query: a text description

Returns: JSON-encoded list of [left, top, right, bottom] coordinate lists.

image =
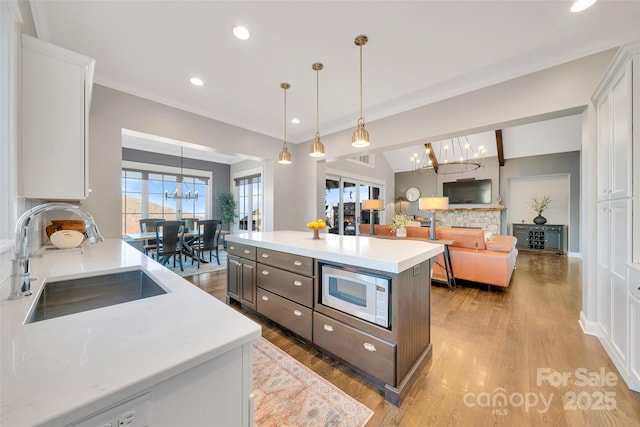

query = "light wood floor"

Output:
[[186, 252, 640, 426]]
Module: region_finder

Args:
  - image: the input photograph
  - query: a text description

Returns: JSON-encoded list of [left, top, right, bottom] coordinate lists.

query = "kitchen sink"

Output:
[[26, 269, 167, 323]]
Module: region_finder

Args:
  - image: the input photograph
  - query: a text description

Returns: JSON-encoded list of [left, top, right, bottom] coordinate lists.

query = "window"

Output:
[[235, 174, 262, 231], [325, 175, 383, 235], [121, 168, 209, 235]]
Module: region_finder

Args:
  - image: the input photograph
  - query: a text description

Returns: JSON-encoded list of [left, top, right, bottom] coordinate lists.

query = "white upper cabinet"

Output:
[[20, 35, 94, 200], [594, 54, 633, 202]]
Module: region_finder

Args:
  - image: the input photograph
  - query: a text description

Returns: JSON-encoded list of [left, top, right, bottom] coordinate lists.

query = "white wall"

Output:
[[507, 175, 570, 226]]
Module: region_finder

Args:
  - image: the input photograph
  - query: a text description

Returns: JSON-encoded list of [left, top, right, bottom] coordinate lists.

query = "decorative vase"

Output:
[[533, 215, 547, 225], [396, 226, 407, 238], [312, 229, 320, 240]]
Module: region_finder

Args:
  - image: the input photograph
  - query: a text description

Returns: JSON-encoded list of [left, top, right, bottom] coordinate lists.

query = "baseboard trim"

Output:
[[567, 251, 581, 258], [579, 311, 599, 335]]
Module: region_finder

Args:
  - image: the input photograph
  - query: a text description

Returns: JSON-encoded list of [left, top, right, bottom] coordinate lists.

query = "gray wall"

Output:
[[500, 151, 580, 252], [393, 151, 581, 253], [122, 148, 231, 222]]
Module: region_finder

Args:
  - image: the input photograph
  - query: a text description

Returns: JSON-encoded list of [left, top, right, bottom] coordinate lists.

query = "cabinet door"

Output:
[[21, 35, 93, 200], [597, 204, 612, 337], [227, 255, 241, 300], [597, 94, 612, 201], [512, 225, 528, 248], [543, 226, 562, 252], [240, 260, 257, 310], [610, 60, 633, 200], [630, 294, 640, 390], [610, 200, 631, 362]]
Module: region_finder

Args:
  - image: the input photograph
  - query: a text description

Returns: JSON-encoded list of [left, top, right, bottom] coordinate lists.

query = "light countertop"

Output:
[[226, 230, 444, 273], [1, 239, 261, 426]]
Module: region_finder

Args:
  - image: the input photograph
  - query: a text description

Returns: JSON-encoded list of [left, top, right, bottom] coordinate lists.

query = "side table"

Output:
[[427, 239, 456, 290]]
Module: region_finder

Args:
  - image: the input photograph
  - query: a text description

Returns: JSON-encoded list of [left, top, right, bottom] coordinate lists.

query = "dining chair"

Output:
[[151, 220, 185, 271], [191, 219, 222, 268], [139, 218, 166, 258]]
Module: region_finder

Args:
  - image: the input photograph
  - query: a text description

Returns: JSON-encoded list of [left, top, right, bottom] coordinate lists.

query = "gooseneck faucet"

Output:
[[9, 202, 104, 300]]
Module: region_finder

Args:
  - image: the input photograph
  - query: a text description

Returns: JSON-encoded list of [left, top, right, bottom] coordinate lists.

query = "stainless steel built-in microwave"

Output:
[[320, 264, 391, 328]]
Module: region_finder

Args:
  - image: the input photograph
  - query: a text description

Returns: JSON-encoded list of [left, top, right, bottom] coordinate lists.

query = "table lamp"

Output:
[[362, 199, 385, 235], [419, 197, 449, 240]]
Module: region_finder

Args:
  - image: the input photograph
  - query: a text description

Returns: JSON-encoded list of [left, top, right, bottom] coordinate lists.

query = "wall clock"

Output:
[[405, 187, 420, 202]]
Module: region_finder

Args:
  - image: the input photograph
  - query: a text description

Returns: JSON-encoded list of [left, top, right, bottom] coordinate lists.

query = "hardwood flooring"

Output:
[[186, 252, 640, 426]]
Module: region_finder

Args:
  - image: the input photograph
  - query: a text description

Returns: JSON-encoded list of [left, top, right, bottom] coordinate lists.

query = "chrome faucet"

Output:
[[8, 202, 104, 300]]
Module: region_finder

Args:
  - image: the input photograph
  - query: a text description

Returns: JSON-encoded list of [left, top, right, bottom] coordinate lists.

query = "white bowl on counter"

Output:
[[50, 229, 84, 249]]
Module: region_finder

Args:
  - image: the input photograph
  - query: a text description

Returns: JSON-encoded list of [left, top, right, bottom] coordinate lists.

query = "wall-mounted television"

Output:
[[443, 179, 492, 204]]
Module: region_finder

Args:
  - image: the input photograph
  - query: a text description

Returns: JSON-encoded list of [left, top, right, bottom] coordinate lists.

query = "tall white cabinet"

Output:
[[592, 43, 639, 392], [20, 35, 94, 200]]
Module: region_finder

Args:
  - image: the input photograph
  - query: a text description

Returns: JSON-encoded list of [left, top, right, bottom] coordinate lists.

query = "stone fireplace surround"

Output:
[[414, 207, 506, 238]]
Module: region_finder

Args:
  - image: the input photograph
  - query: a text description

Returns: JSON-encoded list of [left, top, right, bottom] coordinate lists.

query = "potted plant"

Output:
[[390, 213, 411, 238], [218, 192, 239, 231], [528, 194, 552, 225]]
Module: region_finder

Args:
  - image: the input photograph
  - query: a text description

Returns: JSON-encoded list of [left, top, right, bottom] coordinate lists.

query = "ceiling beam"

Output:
[[495, 129, 505, 166], [424, 143, 439, 173]]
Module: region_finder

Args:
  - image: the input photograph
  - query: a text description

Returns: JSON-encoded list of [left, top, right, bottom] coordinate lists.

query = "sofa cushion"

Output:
[[436, 228, 486, 250], [486, 235, 517, 252]]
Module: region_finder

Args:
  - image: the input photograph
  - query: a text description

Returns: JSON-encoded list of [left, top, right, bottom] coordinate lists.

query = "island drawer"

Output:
[[257, 288, 312, 341], [313, 312, 396, 385], [257, 264, 313, 308], [257, 248, 313, 276], [226, 242, 256, 260]]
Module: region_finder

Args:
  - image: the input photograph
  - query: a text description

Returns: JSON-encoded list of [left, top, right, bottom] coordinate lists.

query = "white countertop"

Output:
[[226, 230, 444, 273], [0, 239, 261, 426]]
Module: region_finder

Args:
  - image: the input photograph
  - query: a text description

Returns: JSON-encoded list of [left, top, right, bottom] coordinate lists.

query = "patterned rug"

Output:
[[253, 337, 373, 427], [167, 251, 227, 277]]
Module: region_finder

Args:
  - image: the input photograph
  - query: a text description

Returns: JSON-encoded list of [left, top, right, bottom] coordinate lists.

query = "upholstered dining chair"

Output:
[[151, 220, 185, 271], [191, 219, 222, 268], [139, 218, 166, 258]]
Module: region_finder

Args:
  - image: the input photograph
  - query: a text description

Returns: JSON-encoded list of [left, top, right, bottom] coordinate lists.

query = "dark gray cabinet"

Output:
[[226, 243, 257, 309], [512, 224, 566, 254]]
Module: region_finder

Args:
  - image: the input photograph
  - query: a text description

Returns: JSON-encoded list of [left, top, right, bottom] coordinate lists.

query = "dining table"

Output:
[[124, 230, 229, 265]]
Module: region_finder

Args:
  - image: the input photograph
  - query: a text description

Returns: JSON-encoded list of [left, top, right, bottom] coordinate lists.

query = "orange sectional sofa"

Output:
[[358, 224, 518, 288]]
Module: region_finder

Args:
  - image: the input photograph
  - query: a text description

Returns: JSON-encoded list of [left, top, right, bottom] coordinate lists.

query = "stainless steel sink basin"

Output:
[[26, 269, 167, 323]]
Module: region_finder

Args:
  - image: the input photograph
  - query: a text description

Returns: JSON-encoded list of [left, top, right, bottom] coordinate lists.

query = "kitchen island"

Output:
[[1, 239, 261, 427], [226, 230, 443, 405]]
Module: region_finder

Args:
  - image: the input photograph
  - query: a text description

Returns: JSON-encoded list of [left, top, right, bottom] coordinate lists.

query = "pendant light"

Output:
[[278, 82, 292, 164], [309, 62, 325, 157], [352, 35, 370, 148]]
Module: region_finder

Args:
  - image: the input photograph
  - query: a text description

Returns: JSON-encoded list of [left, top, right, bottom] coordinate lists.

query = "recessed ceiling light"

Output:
[[232, 25, 250, 40], [291, 118, 300, 124], [570, 0, 598, 12], [190, 77, 204, 87]]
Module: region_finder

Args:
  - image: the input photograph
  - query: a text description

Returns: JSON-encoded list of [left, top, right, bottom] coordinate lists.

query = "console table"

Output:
[[512, 224, 567, 254]]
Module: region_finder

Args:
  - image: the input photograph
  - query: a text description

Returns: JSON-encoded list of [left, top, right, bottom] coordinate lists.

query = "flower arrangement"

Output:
[[306, 219, 327, 230], [529, 194, 552, 215], [390, 213, 411, 229], [307, 218, 326, 240]]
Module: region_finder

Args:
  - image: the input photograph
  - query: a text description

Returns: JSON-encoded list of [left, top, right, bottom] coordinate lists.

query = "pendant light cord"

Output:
[[359, 43, 363, 121], [316, 68, 320, 134], [283, 86, 287, 148]]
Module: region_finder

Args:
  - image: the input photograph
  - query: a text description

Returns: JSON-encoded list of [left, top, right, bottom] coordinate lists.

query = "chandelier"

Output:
[[165, 146, 199, 200], [411, 136, 486, 175]]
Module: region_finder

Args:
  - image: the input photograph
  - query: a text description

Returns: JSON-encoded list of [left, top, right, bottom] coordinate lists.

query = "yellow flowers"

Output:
[[307, 219, 326, 229]]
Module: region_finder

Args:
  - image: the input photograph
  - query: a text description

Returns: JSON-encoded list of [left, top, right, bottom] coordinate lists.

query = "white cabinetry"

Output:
[[629, 267, 640, 390], [20, 35, 94, 200], [592, 43, 639, 392]]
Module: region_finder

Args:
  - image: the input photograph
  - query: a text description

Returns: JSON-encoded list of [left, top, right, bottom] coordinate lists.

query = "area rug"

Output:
[[253, 337, 373, 427], [167, 251, 227, 277]]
